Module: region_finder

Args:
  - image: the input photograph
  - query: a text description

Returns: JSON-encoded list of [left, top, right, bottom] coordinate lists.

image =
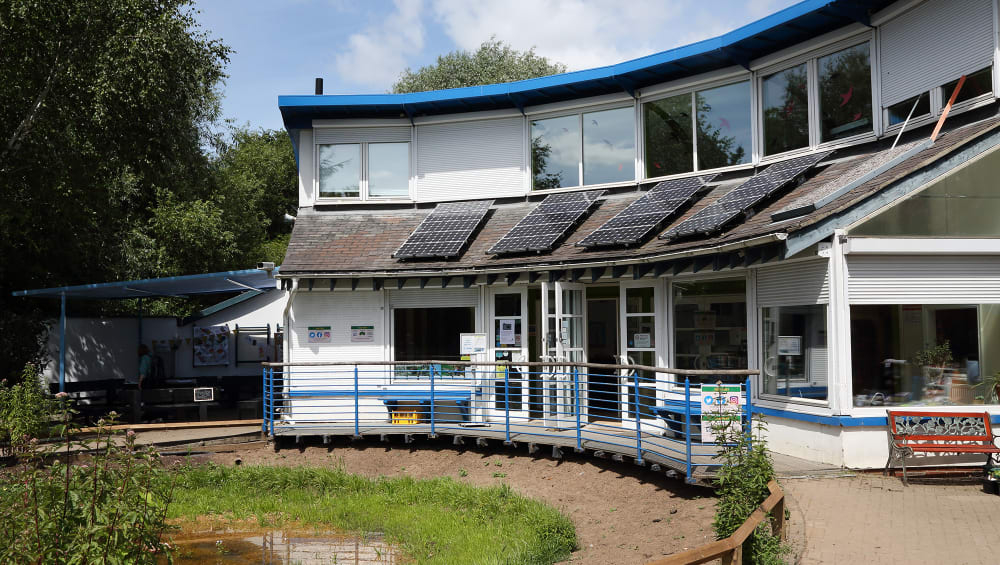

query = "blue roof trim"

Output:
[[12, 268, 279, 300], [279, 0, 893, 133], [752, 405, 1000, 427]]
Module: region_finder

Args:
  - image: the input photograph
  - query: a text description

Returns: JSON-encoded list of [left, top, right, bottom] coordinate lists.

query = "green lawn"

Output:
[[169, 464, 577, 564]]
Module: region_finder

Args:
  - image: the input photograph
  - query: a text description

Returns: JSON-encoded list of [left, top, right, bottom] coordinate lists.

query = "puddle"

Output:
[[164, 530, 400, 564]]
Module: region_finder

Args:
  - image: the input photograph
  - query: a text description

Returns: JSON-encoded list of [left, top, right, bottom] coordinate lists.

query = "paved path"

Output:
[[783, 474, 999, 565]]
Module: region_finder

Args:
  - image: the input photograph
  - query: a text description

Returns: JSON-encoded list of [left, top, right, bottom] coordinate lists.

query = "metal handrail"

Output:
[[263, 359, 758, 377]]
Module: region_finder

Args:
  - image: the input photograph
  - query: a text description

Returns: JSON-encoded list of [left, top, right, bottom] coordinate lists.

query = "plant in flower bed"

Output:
[[0, 400, 174, 564], [0, 364, 58, 457], [712, 414, 790, 565]]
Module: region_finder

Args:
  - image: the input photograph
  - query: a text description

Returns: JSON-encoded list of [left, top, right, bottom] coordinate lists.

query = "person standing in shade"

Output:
[[125, 344, 152, 423]]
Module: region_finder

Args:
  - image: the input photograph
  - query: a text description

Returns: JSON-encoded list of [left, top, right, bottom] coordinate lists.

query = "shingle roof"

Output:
[[280, 108, 1000, 277]]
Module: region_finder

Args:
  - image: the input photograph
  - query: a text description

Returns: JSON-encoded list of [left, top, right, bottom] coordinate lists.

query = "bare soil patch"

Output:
[[175, 437, 718, 565]]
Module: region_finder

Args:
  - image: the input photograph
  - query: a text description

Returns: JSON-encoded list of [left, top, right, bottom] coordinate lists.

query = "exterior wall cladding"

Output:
[[277, 0, 1000, 469]]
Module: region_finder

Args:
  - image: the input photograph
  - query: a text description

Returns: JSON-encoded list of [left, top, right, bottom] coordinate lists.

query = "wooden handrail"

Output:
[[646, 480, 785, 565]]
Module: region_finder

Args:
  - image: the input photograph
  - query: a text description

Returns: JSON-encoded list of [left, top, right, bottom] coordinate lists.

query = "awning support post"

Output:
[[59, 293, 66, 393]]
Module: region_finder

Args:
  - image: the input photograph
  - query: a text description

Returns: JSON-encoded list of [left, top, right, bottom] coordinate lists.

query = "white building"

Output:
[[275, 0, 1000, 469]]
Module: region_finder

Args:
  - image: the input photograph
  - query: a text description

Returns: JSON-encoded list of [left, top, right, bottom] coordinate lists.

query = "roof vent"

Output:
[[315, 77, 323, 95]]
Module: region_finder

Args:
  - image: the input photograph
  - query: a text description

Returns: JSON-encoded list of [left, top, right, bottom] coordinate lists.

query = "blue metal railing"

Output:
[[261, 361, 756, 483]]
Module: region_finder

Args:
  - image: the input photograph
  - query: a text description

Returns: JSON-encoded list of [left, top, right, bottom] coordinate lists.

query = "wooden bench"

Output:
[[885, 410, 1000, 485]]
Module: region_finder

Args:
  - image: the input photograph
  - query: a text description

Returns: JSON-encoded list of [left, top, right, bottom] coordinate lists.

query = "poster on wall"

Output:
[[777, 336, 802, 356], [350, 325, 374, 343], [193, 325, 230, 366], [308, 326, 332, 344], [499, 320, 516, 345], [701, 383, 742, 443], [460, 333, 487, 355]]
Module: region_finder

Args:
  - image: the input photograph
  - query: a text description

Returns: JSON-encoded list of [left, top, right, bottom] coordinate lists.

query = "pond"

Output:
[[165, 530, 400, 564]]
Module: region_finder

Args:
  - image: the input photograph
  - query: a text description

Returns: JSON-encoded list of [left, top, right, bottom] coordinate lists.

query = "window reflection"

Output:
[[672, 279, 747, 384], [887, 93, 930, 126], [368, 142, 409, 198], [583, 107, 635, 185], [532, 115, 580, 189], [762, 305, 828, 400], [644, 93, 693, 177], [318, 144, 361, 197], [696, 81, 752, 169], [762, 64, 809, 155], [944, 67, 993, 104], [819, 43, 872, 142]]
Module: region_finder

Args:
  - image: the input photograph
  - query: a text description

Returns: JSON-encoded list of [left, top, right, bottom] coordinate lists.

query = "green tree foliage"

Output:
[[392, 37, 567, 93]]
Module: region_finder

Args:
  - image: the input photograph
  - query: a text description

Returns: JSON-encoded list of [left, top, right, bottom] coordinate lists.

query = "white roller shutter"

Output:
[[415, 117, 525, 201], [847, 255, 1000, 303], [756, 260, 830, 307], [314, 126, 411, 144], [879, 0, 995, 107], [389, 288, 479, 308]]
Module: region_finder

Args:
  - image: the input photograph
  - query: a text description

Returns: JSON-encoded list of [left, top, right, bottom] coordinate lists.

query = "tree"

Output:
[[392, 37, 567, 93], [0, 0, 231, 379]]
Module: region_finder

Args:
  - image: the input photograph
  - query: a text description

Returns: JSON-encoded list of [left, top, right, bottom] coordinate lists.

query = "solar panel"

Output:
[[394, 200, 493, 259], [488, 190, 604, 255], [576, 175, 716, 248], [660, 151, 832, 240]]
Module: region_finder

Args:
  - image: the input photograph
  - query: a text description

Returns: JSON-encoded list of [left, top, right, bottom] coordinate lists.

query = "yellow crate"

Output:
[[390, 408, 424, 425]]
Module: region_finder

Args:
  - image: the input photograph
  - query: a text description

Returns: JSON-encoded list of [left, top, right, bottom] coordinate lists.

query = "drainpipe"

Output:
[[282, 278, 299, 364]]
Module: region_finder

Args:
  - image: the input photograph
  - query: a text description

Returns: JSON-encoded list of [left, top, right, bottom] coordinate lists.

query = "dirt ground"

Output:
[[180, 437, 719, 565]]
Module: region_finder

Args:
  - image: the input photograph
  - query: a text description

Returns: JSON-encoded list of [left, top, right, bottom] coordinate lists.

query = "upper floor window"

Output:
[[943, 66, 993, 105], [318, 141, 410, 200], [532, 106, 635, 189], [644, 80, 752, 178], [762, 41, 872, 156]]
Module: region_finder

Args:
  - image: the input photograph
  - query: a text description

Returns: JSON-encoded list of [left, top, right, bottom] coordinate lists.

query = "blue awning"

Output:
[[11, 268, 278, 300]]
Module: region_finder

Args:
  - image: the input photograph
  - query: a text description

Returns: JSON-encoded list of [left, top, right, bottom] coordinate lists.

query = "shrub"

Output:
[[0, 406, 175, 564], [0, 364, 57, 455]]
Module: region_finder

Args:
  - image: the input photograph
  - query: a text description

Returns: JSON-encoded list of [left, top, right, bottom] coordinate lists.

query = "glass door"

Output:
[[541, 281, 586, 427], [490, 288, 528, 419], [620, 283, 660, 430]]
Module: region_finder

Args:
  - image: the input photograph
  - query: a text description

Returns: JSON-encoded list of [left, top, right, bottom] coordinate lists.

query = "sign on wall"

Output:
[[498, 320, 516, 345], [460, 333, 487, 355], [777, 336, 802, 356], [350, 325, 374, 343], [308, 326, 332, 344], [193, 325, 229, 366], [701, 383, 742, 443]]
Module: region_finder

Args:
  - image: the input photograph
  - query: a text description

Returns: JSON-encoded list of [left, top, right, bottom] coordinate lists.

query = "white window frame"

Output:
[[314, 139, 413, 203], [755, 32, 878, 163]]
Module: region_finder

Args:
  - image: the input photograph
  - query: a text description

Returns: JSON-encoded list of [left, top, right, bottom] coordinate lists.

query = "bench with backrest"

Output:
[[885, 410, 1000, 485]]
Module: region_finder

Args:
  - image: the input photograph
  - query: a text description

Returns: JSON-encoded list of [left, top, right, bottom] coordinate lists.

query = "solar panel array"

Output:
[[576, 174, 717, 248], [488, 190, 605, 255], [393, 200, 494, 259], [660, 151, 832, 240]]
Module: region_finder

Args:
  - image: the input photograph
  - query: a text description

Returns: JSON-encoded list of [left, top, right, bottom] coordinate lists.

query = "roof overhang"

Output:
[[12, 268, 279, 300]]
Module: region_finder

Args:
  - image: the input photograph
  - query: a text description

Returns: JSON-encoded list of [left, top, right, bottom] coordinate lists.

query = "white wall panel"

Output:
[[880, 0, 995, 107], [414, 117, 525, 201], [847, 255, 1000, 303], [756, 260, 830, 306], [289, 291, 386, 364]]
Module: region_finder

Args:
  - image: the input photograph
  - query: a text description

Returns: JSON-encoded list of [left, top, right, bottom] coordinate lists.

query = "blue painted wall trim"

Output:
[[753, 405, 1000, 427]]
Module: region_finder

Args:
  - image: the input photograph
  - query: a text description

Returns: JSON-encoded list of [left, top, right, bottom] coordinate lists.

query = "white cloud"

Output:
[[333, 0, 426, 89]]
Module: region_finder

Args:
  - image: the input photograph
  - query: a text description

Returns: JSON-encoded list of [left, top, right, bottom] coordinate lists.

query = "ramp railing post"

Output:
[[746, 375, 753, 453], [573, 366, 582, 451], [262, 367, 267, 434], [269, 367, 275, 436], [430, 364, 436, 437], [685, 377, 693, 483], [504, 364, 511, 443], [354, 364, 360, 437], [633, 370, 643, 464]]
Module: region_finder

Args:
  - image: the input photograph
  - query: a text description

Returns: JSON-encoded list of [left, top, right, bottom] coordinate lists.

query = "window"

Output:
[[943, 67, 993, 105], [762, 42, 873, 155], [672, 278, 747, 384], [318, 141, 409, 199], [644, 80, 751, 177], [393, 307, 474, 378], [850, 304, 1000, 406], [761, 305, 828, 401], [887, 94, 930, 126], [532, 107, 635, 189], [818, 42, 872, 142]]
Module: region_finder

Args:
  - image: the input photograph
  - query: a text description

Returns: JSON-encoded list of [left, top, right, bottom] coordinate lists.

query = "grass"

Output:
[[168, 464, 577, 564]]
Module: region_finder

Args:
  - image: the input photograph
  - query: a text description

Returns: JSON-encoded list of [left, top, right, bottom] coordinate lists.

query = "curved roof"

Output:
[[279, 0, 892, 129]]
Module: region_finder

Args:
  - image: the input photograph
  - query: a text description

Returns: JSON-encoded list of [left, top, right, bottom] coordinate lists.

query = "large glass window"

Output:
[[887, 94, 930, 126], [818, 43, 872, 142], [318, 141, 410, 200], [672, 279, 747, 384], [394, 307, 474, 378], [583, 107, 635, 185], [850, 304, 1000, 406], [761, 305, 828, 401], [697, 81, 752, 169], [644, 93, 694, 177], [318, 144, 361, 198], [532, 108, 635, 189], [762, 63, 809, 155], [943, 67, 993, 105]]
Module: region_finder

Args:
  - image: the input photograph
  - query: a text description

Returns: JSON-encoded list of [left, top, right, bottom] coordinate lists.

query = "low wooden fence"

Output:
[[646, 480, 785, 565]]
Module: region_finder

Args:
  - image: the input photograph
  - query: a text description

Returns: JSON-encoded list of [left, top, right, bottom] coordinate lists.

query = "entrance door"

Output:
[[541, 281, 585, 427], [489, 288, 528, 420], [586, 297, 620, 422]]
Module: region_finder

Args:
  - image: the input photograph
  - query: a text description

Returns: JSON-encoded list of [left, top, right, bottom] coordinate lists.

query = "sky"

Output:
[[192, 0, 801, 132]]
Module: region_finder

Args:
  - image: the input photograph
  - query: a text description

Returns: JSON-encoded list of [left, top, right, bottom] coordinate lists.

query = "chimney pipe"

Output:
[[315, 77, 323, 95]]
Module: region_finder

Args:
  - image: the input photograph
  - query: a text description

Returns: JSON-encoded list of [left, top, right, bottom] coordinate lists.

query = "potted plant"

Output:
[[984, 468, 1000, 495], [912, 341, 953, 389], [974, 395, 985, 405], [975, 372, 1000, 404]]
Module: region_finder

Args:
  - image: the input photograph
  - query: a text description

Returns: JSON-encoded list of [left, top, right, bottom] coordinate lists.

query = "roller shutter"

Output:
[[756, 260, 830, 307], [847, 255, 1000, 303]]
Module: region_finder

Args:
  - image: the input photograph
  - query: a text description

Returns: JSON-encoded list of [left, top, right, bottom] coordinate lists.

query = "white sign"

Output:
[[351, 325, 374, 343], [777, 335, 801, 356], [633, 333, 651, 348], [701, 384, 743, 443], [460, 333, 487, 355], [499, 320, 516, 345], [308, 326, 332, 344]]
